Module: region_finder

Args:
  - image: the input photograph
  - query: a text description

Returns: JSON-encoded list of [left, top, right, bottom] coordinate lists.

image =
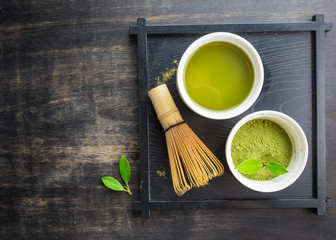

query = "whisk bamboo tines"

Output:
[[148, 84, 224, 196]]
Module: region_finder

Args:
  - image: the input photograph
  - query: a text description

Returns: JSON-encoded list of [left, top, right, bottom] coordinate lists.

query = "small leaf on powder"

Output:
[[119, 154, 131, 185], [102, 176, 125, 191], [235, 159, 262, 174], [267, 162, 289, 175]]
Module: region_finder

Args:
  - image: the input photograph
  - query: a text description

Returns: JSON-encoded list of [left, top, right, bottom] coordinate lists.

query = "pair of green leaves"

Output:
[[235, 159, 289, 175], [102, 155, 132, 195]]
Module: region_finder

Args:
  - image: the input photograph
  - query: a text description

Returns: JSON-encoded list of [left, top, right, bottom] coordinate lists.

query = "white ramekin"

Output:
[[225, 110, 309, 192], [176, 32, 264, 120]]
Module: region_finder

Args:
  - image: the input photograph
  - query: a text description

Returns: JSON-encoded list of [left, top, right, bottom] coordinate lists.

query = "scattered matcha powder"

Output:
[[157, 170, 167, 179], [155, 60, 179, 85], [231, 119, 292, 181]]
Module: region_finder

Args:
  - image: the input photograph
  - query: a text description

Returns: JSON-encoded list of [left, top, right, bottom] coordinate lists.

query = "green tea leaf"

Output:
[[235, 159, 262, 174], [119, 154, 131, 185], [101, 176, 125, 191], [267, 162, 289, 175]]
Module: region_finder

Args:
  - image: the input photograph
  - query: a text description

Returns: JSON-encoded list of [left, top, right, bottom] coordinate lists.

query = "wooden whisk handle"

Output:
[[148, 84, 184, 131]]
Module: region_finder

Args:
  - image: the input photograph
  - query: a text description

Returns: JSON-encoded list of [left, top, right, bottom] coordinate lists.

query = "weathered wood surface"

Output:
[[1, 1, 335, 239]]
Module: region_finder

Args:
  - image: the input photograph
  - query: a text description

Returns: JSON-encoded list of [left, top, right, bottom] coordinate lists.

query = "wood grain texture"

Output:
[[0, 0, 335, 239]]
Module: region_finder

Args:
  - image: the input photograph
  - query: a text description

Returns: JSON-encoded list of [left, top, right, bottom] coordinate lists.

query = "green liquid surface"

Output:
[[185, 42, 254, 110], [231, 119, 292, 181]]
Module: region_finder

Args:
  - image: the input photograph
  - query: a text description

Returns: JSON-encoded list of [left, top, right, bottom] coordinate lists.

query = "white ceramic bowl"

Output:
[[177, 32, 264, 120], [225, 111, 309, 192]]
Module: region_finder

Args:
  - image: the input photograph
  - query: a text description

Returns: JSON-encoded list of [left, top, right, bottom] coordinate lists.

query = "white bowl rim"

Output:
[[176, 32, 264, 120], [225, 110, 309, 192]]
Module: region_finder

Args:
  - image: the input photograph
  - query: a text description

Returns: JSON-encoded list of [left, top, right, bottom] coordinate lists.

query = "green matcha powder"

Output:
[[231, 119, 292, 181]]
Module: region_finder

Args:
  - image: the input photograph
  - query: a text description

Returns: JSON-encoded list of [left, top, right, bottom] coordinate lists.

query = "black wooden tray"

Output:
[[129, 14, 333, 218]]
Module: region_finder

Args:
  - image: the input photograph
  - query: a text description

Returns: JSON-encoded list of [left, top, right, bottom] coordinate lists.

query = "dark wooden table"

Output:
[[1, 1, 335, 239]]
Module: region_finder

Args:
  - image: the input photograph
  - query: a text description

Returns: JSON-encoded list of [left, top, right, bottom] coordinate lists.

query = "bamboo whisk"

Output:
[[148, 84, 224, 196]]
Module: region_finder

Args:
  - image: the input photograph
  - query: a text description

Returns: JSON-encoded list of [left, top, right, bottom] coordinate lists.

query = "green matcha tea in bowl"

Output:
[[177, 32, 264, 120], [225, 111, 308, 192]]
